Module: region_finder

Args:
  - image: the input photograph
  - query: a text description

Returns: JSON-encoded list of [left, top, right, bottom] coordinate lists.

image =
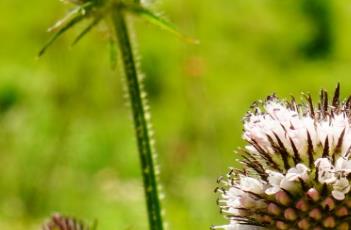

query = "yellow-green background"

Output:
[[1, 0, 351, 229]]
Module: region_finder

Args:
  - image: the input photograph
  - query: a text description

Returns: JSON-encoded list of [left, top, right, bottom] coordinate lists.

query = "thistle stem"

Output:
[[112, 5, 164, 230]]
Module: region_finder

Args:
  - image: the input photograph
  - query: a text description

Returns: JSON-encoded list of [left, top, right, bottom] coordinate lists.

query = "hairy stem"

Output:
[[112, 5, 164, 230]]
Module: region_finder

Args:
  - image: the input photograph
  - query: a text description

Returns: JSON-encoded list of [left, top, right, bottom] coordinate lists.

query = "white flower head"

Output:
[[239, 175, 265, 194], [265, 170, 285, 195], [335, 157, 351, 174], [332, 177, 350, 200], [285, 163, 310, 181], [215, 84, 351, 229], [315, 158, 336, 184], [212, 220, 265, 230], [264, 170, 296, 195]]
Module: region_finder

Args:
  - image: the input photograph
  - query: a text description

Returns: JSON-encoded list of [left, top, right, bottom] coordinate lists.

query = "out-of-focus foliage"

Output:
[[1, 0, 351, 229]]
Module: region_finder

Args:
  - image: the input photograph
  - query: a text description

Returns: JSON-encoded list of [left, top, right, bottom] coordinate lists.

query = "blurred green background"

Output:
[[1, 0, 351, 229]]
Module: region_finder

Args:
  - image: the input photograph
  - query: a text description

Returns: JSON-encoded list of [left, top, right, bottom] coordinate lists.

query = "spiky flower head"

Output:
[[42, 213, 96, 230], [214, 84, 351, 230]]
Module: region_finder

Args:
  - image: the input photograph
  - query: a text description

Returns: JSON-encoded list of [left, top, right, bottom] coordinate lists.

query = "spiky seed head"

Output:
[[214, 84, 351, 229], [42, 213, 94, 230]]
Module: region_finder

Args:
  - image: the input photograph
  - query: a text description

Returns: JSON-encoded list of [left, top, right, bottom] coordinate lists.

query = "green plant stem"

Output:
[[112, 5, 164, 230]]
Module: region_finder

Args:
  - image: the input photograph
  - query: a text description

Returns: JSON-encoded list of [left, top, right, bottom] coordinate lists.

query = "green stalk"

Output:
[[112, 5, 164, 230]]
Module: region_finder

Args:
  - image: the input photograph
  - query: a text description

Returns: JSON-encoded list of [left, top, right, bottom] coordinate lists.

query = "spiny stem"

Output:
[[112, 5, 164, 230]]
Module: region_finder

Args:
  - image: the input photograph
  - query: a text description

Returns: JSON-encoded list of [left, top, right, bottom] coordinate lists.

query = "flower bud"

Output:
[[309, 208, 322, 220], [284, 208, 297, 221], [323, 216, 336, 228], [267, 203, 281, 216], [297, 219, 310, 230], [336, 207, 348, 217], [276, 221, 288, 230], [275, 191, 291, 206], [321, 197, 335, 210], [295, 199, 309, 211], [307, 188, 320, 202]]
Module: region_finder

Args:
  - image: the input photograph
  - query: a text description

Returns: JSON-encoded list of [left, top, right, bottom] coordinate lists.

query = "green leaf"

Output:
[[123, 3, 199, 44], [71, 16, 102, 46], [38, 14, 85, 57]]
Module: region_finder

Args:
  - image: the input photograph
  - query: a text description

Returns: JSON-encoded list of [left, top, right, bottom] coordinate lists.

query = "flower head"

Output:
[[42, 213, 96, 230], [215, 84, 351, 229]]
